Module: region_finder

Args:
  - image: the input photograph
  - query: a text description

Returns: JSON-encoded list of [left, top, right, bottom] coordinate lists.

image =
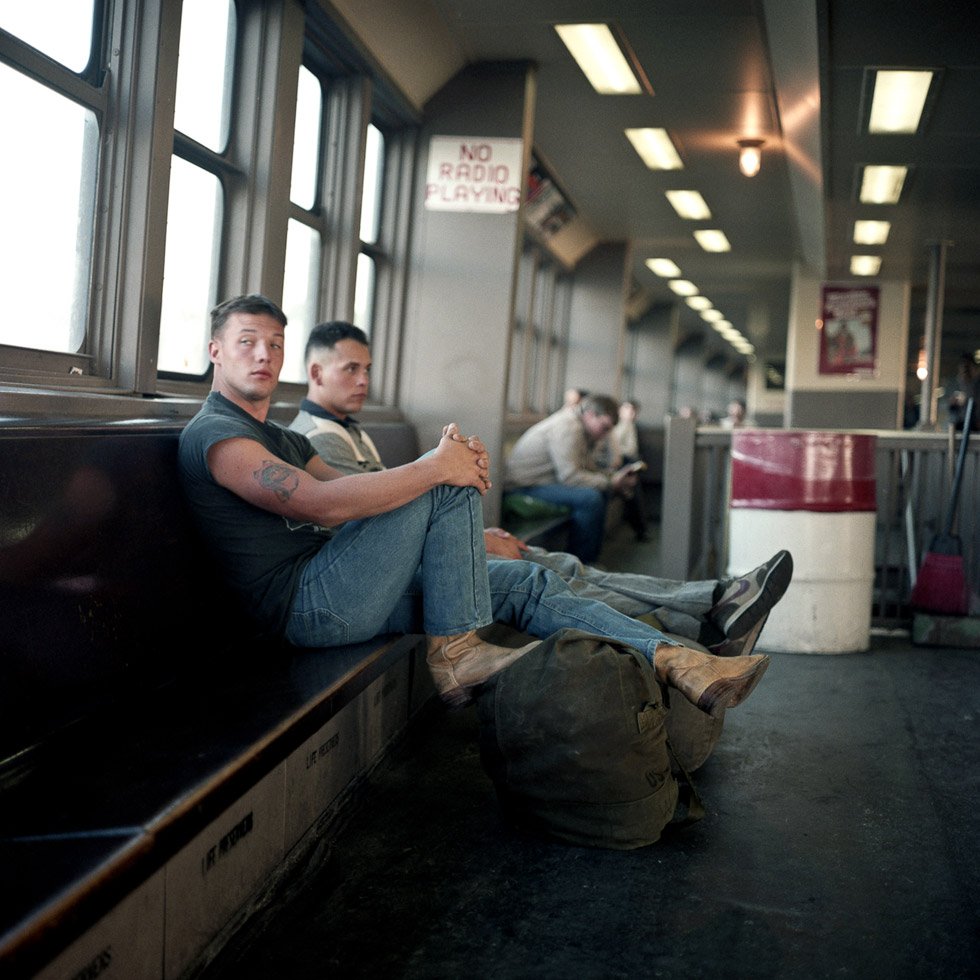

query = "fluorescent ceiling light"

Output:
[[711, 320, 732, 332], [853, 220, 891, 245], [666, 190, 711, 220], [626, 128, 683, 170], [555, 24, 643, 95], [686, 296, 712, 310], [694, 229, 731, 252], [646, 258, 682, 277], [668, 279, 699, 296], [860, 165, 907, 204], [869, 70, 933, 134], [850, 255, 882, 276], [701, 309, 724, 322]]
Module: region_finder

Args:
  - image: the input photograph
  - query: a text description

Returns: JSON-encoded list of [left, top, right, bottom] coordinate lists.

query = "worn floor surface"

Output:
[[199, 523, 980, 980], [197, 628, 979, 980]]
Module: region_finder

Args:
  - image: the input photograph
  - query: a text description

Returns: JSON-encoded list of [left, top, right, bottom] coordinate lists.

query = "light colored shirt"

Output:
[[613, 418, 638, 459], [504, 406, 612, 491]]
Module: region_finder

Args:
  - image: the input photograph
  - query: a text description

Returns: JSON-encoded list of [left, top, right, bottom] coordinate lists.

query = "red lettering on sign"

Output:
[[459, 143, 493, 162]]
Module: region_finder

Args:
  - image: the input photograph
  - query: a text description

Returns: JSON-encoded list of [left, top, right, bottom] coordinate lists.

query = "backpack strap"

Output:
[[308, 417, 383, 468], [664, 732, 706, 827], [636, 687, 705, 828]]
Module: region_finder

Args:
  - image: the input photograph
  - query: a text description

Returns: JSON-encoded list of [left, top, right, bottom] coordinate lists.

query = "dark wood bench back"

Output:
[[0, 422, 230, 768], [0, 416, 423, 772]]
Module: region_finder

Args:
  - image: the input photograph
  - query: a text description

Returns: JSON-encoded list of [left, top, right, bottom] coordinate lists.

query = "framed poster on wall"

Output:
[[818, 285, 878, 374]]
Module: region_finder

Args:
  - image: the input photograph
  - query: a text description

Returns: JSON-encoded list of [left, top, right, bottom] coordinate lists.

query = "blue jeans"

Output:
[[285, 484, 676, 666], [286, 484, 491, 646], [483, 558, 677, 667], [512, 483, 608, 563]]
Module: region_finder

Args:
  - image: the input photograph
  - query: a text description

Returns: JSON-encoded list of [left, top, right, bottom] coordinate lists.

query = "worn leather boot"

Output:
[[654, 643, 770, 718], [426, 630, 539, 708]]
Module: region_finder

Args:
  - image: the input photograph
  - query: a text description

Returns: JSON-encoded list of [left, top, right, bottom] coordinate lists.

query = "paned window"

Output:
[[157, 0, 237, 376], [0, 4, 100, 356]]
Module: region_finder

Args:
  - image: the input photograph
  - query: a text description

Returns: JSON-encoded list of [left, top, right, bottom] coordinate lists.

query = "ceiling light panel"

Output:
[[686, 296, 712, 310], [646, 258, 682, 277], [694, 229, 731, 252], [666, 190, 711, 220], [868, 70, 933, 134], [626, 128, 683, 170], [859, 165, 907, 204], [853, 220, 891, 245], [850, 255, 882, 276], [701, 309, 724, 322], [555, 24, 643, 95], [668, 279, 699, 296]]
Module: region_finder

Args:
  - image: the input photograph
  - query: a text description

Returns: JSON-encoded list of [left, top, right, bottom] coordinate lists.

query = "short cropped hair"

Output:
[[580, 393, 619, 420], [210, 295, 287, 338], [304, 321, 370, 364]]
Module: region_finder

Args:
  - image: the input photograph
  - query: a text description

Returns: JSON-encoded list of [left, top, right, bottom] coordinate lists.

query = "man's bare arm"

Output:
[[206, 427, 490, 527]]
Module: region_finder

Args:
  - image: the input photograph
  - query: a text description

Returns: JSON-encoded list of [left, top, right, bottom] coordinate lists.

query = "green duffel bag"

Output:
[[476, 628, 699, 850], [500, 493, 570, 522]]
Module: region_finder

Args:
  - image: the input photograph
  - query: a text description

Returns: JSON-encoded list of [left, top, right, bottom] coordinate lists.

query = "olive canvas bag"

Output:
[[476, 628, 692, 850]]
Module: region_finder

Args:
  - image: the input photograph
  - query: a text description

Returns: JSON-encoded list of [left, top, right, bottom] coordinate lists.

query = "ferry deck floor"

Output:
[[198, 523, 980, 980]]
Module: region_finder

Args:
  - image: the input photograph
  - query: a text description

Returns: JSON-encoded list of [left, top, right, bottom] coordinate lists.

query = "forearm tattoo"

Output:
[[254, 460, 300, 502]]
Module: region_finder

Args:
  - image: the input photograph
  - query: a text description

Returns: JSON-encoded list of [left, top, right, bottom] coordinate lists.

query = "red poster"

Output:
[[819, 285, 878, 374]]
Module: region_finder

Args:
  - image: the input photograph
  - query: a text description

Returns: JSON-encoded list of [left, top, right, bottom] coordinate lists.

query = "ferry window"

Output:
[[0, 2, 96, 73], [157, 0, 237, 376], [281, 219, 321, 383], [360, 124, 384, 244], [508, 244, 571, 415], [354, 124, 385, 335], [280, 65, 324, 383], [173, 0, 237, 153], [158, 159, 223, 375], [290, 66, 321, 211], [353, 253, 376, 334], [0, 37, 98, 355]]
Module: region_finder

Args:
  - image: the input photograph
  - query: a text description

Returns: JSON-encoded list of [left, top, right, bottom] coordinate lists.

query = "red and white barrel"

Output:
[[727, 430, 877, 653]]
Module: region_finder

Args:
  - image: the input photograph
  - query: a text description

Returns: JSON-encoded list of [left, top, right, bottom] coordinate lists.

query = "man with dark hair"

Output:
[[503, 393, 640, 562], [289, 322, 793, 658], [178, 295, 774, 715], [289, 321, 376, 461]]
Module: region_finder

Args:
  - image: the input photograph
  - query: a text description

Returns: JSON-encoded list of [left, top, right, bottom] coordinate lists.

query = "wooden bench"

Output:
[[0, 417, 432, 980], [0, 415, 722, 979]]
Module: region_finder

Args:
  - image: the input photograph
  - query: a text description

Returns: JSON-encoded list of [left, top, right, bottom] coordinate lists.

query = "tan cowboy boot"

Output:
[[426, 630, 539, 708], [653, 643, 770, 718]]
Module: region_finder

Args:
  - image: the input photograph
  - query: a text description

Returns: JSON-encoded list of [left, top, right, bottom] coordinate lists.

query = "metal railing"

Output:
[[660, 417, 980, 627]]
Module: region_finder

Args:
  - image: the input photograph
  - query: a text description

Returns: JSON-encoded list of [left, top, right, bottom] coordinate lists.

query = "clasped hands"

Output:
[[438, 424, 531, 559], [439, 422, 492, 494]]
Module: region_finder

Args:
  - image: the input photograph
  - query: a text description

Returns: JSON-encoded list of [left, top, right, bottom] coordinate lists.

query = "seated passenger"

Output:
[[502, 392, 635, 563], [178, 295, 774, 715], [288, 321, 792, 659], [610, 398, 651, 542]]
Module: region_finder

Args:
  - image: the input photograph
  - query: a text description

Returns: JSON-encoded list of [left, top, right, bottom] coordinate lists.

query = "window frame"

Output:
[[0, 0, 419, 421], [0, 5, 111, 386], [507, 240, 572, 418], [281, 20, 420, 411]]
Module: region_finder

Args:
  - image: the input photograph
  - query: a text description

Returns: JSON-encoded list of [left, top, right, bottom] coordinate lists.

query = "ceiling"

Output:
[[425, 0, 980, 384]]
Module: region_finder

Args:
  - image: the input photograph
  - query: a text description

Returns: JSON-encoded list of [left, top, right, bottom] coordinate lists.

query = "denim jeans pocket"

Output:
[[285, 605, 351, 648]]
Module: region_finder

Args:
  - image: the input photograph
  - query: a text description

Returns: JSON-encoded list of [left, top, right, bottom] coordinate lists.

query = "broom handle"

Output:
[[944, 397, 975, 536]]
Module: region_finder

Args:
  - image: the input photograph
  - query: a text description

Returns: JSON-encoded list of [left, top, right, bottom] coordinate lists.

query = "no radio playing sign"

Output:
[[424, 136, 523, 213]]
